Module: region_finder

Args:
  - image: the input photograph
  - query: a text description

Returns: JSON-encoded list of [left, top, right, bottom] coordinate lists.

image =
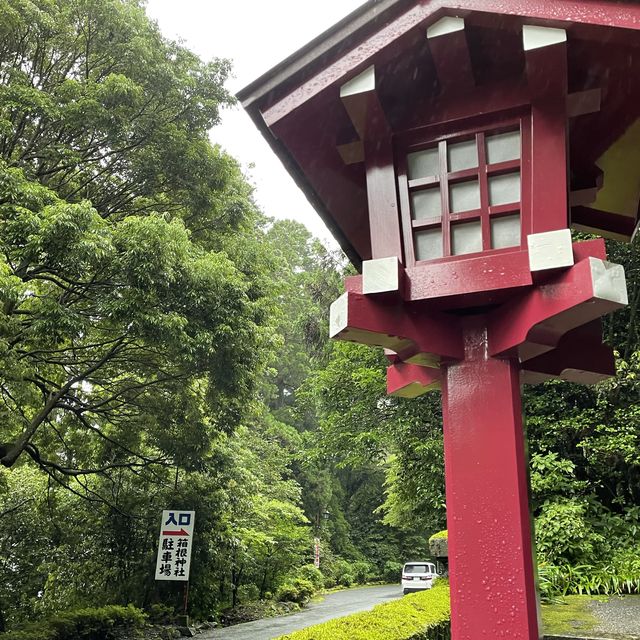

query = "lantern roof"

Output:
[[239, 0, 640, 268]]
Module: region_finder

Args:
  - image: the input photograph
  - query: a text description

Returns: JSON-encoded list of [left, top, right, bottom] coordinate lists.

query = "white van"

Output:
[[401, 561, 438, 594]]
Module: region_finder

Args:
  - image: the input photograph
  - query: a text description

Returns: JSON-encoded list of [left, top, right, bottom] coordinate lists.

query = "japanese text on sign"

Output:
[[155, 510, 195, 582]]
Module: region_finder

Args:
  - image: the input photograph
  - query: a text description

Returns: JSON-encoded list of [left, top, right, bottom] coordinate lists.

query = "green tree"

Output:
[[0, 0, 273, 487], [0, 0, 283, 624]]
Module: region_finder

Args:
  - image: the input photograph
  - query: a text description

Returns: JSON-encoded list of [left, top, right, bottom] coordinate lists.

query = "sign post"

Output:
[[313, 537, 321, 569], [155, 509, 195, 582], [155, 509, 195, 616]]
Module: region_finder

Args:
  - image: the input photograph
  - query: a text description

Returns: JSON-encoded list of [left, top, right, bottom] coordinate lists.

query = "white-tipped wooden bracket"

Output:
[[590, 258, 628, 306], [426, 16, 465, 39], [426, 16, 474, 93], [340, 65, 375, 99], [527, 229, 574, 272], [362, 257, 406, 296], [523, 25, 567, 51], [339, 65, 403, 261], [339, 65, 380, 140]]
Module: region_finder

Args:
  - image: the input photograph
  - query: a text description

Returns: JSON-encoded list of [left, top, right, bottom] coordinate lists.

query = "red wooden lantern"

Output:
[[240, 3, 637, 638]]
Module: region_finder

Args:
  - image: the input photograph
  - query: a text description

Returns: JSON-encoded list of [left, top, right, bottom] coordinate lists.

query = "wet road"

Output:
[[588, 595, 640, 637], [202, 584, 401, 640]]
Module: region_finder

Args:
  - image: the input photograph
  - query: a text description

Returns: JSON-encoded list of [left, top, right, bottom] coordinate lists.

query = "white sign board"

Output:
[[155, 510, 195, 581]]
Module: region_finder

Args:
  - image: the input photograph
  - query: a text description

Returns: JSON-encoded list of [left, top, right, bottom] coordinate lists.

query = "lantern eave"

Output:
[[239, 0, 640, 267]]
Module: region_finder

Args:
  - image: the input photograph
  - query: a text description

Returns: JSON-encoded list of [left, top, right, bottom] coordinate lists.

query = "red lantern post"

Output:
[[240, 2, 639, 637]]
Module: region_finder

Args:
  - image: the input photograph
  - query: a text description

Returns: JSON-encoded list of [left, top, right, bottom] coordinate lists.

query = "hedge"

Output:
[[428, 530, 448, 541], [276, 581, 451, 640], [2, 604, 146, 640]]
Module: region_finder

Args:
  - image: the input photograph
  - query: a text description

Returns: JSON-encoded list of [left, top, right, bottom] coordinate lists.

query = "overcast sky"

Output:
[[145, 0, 368, 247]]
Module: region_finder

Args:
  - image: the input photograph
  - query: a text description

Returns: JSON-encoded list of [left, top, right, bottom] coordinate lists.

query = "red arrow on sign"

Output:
[[162, 528, 189, 536]]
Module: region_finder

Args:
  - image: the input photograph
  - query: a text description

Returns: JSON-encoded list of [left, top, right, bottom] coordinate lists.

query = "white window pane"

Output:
[[486, 130, 521, 165], [491, 214, 521, 249], [489, 172, 520, 206], [449, 179, 480, 213], [448, 139, 478, 172], [411, 188, 441, 220], [408, 148, 439, 179], [451, 221, 482, 256], [415, 229, 443, 261]]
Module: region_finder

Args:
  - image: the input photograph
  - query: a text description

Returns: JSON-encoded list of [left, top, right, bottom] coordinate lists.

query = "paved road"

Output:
[[589, 595, 640, 638], [201, 584, 402, 640]]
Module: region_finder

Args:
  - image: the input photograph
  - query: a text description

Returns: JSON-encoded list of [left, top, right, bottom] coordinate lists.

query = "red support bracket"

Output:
[[340, 66, 403, 261], [521, 320, 616, 384], [329, 290, 464, 364], [387, 362, 441, 397], [488, 257, 627, 360]]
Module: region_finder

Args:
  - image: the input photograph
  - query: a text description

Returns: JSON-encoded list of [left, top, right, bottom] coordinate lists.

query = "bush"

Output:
[[538, 559, 640, 599], [220, 600, 299, 626], [337, 573, 355, 587], [276, 578, 316, 605], [352, 561, 373, 584], [237, 583, 260, 603], [330, 559, 355, 588], [429, 530, 448, 541], [1, 625, 57, 640], [145, 603, 175, 624], [276, 580, 451, 640], [382, 561, 404, 583], [297, 565, 325, 590], [3, 604, 147, 640], [536, 499, 605, 565], [323, 574, 337, 589]]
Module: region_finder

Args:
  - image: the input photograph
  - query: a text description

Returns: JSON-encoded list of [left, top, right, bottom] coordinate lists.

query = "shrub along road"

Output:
[[202, 585, 401, 640]]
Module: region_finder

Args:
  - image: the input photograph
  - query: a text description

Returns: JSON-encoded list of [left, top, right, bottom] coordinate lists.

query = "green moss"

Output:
[[541, 595, 601, 635], [429, 530, 448, 541], [276, 581, 450, 640]]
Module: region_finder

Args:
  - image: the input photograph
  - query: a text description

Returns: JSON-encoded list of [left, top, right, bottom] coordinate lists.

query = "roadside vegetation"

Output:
[[273, 585, 619, 640], [0, 0, 639, 635], [278, 581, 450, 640]]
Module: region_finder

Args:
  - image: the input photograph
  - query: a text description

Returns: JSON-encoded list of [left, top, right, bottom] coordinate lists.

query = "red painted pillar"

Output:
[[442, 320, 539, 640]]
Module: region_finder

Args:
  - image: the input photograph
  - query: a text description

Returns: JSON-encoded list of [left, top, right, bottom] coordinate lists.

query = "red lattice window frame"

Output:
[[397, 115, 532, 268]]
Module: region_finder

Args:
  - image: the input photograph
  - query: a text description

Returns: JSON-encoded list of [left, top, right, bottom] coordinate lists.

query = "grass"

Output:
[[541, 595, 603, 635]]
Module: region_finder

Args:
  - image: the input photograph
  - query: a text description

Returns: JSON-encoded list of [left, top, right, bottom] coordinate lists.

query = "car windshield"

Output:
[[404, 564, 431, 573]]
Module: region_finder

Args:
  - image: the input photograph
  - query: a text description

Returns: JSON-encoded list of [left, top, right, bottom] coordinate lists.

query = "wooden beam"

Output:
[[404, 250, 532, 303], [567, 88, 601, 118], [488, 256, 627, 359], [426, 16, 474, 94], [329, 290, 464, 363], [340, 65, 403, 261], [523, 24, 569, 234], [387, 362, 441, 397], [571, 205, 637, 240], [522, 321, 615, 384]]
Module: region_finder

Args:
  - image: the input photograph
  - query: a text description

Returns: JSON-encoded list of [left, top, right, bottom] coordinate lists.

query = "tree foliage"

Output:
[[0, 0, 297, 627], [0, 0, 272, 487]]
